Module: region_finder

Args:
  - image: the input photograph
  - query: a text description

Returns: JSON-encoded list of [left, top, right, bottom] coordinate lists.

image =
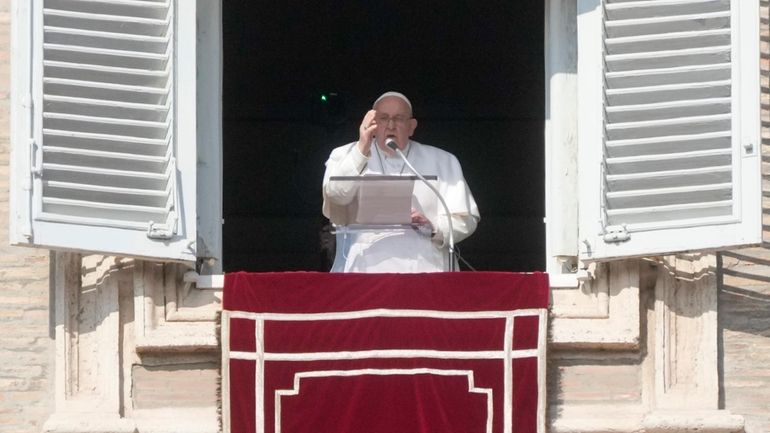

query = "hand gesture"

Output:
[[411, 209, 434, 233], [357, 110, 378, 156]]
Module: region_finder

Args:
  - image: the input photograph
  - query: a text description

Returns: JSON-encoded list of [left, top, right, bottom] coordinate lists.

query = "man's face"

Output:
[[373, 96, 417, 151]]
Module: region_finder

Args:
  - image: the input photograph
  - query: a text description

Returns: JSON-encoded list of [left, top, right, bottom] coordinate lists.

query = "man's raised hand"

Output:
[[357, 110, 378, 156]]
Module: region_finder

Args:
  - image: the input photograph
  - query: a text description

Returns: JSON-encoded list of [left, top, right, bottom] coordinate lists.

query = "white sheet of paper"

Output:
[[355, 178, 415, 224]]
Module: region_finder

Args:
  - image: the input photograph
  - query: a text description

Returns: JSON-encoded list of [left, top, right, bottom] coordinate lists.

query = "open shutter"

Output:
[[577, 0, 760, 261], [10, 0, 197, 262]]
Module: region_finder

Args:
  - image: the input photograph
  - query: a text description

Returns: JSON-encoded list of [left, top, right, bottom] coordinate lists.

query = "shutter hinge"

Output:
[[24, 93, 38, 177], [20, 223, 33, 239], [602, 224, 630, 243], [30, 138, 42, 178], [581, 239, 592, 256]]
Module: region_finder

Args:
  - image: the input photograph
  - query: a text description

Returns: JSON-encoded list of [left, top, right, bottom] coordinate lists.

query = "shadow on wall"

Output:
[[714, 7, 770, 422], [718, 250, 770, 334], [546, 349, 645, 414], [716, 0, 770, 334], [717, 249, 770, 428]]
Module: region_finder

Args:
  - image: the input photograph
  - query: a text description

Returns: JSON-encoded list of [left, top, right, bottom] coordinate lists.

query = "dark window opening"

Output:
[[222, 1, 545, 272]]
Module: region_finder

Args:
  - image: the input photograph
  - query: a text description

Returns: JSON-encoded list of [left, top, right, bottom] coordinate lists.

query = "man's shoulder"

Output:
[[411, 141, 460, 164], [328, 142, 358, 158]]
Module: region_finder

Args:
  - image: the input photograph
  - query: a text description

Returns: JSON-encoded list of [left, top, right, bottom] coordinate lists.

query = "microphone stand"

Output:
[[387, 141, 456, 271]]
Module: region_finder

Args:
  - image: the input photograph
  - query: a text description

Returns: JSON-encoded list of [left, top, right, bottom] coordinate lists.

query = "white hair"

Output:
[[372, 91, 412, 112]]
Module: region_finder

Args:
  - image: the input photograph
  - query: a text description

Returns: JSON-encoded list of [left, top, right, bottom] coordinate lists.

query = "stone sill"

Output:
[[551, 407, 744, 433], [135, 335, 220, 353], [44, 408, 219, 433]]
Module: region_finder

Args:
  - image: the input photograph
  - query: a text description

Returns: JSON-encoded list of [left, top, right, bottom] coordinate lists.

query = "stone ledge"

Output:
[[42, 408, 219, 433], [550, 404, 646, 433], [549, 320, 640, 350], [643, 410, 744, 433], [551, 407, 744, 433], [43, 414, 136, 433], [133, 408, 219, 433], [135, 335, 219, 353]]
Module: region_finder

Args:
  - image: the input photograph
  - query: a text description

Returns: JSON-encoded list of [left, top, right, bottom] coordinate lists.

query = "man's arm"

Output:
[[321, 144, 367, 221], [430, 213, 479, 247], [322, 110, 380, 215], [429, 152, 481, 248]]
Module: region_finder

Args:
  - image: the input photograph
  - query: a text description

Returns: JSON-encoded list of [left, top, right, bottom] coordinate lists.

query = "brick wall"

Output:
[[132, 362, 219, 409], [718, 2, 770, 432], [0, 0, 54, 431]]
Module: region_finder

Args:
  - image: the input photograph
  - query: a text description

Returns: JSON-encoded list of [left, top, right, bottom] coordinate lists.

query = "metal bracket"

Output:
[[146, 212, 177, 240], [549, 264, 595, 288], [602, 224, 630, 243], [30, 138, 43, 178], [183, 271, 225, 290]]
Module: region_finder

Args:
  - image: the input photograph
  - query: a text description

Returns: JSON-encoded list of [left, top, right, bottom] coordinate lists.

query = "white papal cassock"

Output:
[[323, 140, 480, 272]]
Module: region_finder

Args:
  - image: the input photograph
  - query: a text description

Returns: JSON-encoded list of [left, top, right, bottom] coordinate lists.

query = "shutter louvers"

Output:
[[576, 0, 760, 260], [40, 0, 177, 236], [602, 0, 735, 231], [10, 0, 199, 261]]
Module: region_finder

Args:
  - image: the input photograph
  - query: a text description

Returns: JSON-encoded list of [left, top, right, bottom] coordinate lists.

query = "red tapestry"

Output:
[[222, 272, 549, 433]]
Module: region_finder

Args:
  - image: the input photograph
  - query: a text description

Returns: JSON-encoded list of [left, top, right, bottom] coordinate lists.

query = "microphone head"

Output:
[[385, 137, 398, 151]]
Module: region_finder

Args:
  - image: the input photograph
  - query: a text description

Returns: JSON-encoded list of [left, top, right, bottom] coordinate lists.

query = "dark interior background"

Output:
[[222, 1, 545, 272]]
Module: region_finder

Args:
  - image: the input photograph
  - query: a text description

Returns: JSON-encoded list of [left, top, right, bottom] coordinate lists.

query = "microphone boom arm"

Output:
[[388, 141, 456, 271]]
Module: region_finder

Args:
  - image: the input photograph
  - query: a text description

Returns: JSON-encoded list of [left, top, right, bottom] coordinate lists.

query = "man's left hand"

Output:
[[411, 210, 434, 234]]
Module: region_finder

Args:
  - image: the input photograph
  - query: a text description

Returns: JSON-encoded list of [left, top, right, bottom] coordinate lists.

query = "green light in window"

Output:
[[320, 94, 328, 102]]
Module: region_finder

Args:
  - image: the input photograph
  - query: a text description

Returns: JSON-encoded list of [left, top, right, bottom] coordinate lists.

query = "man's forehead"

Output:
[[373, 91, 412, 112], [375, 99, 412, 116]]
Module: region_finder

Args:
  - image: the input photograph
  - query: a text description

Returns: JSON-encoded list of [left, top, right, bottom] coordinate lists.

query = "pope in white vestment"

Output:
[[322, 92, 480, 273]]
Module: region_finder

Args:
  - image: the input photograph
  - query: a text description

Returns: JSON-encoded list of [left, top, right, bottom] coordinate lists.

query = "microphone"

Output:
[[385, 138, 457, 271]]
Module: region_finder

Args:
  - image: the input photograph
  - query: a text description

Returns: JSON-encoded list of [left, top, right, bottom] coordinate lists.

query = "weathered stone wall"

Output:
[[40, 255, 220, 433], [718, 2, 770, 432], [720, 250, 770, 433], [0, 0, 54, 431]]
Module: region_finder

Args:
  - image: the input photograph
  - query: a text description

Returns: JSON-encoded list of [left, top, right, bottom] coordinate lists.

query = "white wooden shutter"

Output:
[[577, 0, 760, 260], [10, 0, 198, 262]]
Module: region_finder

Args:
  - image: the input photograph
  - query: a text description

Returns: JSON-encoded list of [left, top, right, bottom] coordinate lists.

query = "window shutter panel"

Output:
[[578, 0, 760, 260], [10, 0, 198, 262]]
